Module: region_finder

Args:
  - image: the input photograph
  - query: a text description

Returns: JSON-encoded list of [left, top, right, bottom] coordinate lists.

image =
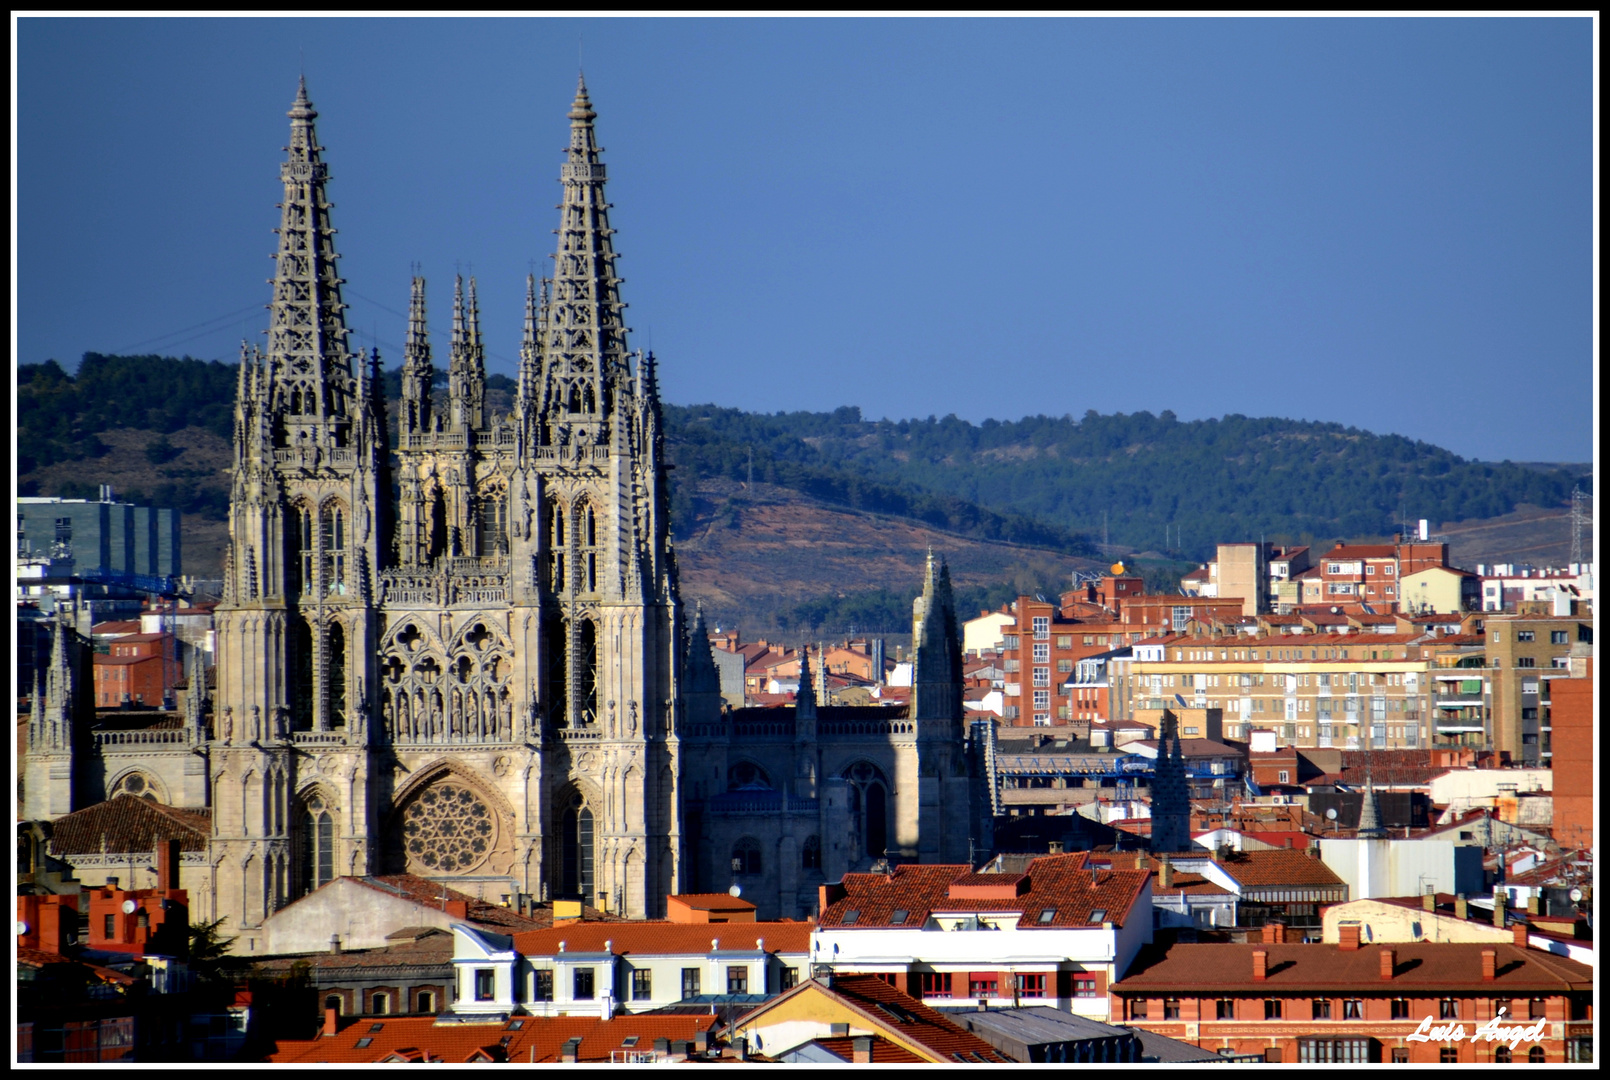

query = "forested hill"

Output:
[[18, 354, 1586, 566], [663, 404, 1586, 558]]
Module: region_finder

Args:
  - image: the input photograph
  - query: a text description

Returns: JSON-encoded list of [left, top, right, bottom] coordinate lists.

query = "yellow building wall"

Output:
[[730, 983, 939, 1061]]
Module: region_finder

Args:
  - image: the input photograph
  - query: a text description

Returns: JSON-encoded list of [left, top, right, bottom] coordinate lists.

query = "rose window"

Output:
[[402, 783, 495, 873]]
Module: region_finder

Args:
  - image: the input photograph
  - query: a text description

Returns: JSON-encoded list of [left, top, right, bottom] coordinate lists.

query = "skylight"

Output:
[[622, 1036, 640, 1048], [355, 1038, 374, 1049], [1038, 908, 1056, 923], [842, 909, 859, 925], [1088, 909, 1107, 923], [889, 909, 908, 925]]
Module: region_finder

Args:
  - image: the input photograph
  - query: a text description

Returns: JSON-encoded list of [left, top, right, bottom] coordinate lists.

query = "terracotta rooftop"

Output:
[[805, 1035, 924, 1063], [249, 930, 456, 974], [90, 620, 143, 635], [743, 975, 1013, 1063], [1113, 940, 1591, 994], [269, 1013, 720, 1064], [512, 920, 811, 958], [1203, 848, 1346, 889], [46, 794, 211, 856], [345, 875, 571, 933], [818, 854, 1148, 930]]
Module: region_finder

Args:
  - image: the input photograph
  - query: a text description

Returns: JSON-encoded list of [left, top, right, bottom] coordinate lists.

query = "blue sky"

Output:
[[16, 16, 1595, 462]]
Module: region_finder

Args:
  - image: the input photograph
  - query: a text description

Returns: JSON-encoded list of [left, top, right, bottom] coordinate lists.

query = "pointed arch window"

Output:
[[731, 837, 763, 877], [545, 503, 566, 592], [560, 795, 594, 899], [326, 622, 346, 729], [300, 793, 335, 894], [802, 835, 822, 871], [577, 619, 599, 727], [477, 489, 508, 557], [322, 504, 347, 594], [578, 500, 599, 592], [289, 617, 314, 731], [293, 504, 314, 596]]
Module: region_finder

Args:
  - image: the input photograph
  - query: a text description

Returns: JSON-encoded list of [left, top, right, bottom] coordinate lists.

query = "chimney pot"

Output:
[[1338, 924, 1361, 951], [1454, 895, 1468, 922], [1481, 948, 1497, 981], [1380, 947, 1396, 980], [330, 934, 341, 954], [1252, 948, 1268, 980], [1512, 922, 1529, 949], [1422, 893, 1436, 912], [322, 1007, 339, 1037], [853, 1036, 874, 1064], [1492, 893, 1507, 929]]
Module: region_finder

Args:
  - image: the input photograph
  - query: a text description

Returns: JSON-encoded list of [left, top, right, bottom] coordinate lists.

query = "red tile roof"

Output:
[[819, 854, 1148, 929], [512, 920, 811, 958], [1204, 848, 1345, 889], [739, 976, 1013, 1063], [46, 794, 211, 856], [1113, 941, 1591, 994], [345, 875, 567, 933], [805, 1035, 924, 1063], [269, 1013, 720, 1064]]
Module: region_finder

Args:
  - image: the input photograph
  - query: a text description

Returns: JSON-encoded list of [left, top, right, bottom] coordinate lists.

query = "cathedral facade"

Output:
[[23, 78, 993, 939]]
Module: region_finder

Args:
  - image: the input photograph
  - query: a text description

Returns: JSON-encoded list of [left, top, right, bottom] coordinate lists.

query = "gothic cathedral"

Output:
[[25, 78, 993, 941]]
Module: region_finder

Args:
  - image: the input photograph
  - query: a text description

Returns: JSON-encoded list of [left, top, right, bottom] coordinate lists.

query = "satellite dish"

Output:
[[1569, 887, 1583, 903], [728, 884, 742, 898], [16, 921, 28, 937], [1325, 808, 1338, 821], [121, 900, 138, 914]]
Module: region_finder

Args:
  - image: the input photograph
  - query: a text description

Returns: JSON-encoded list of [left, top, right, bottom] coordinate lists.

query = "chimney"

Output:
[[330, 934, 341, 954], [1338, 924, 1361, 951], [1513, 923, 1529, 949], [1048, 841, 1064, 855], [1262, 922, 1286, 945], [1422, 893, 1436, 912], [1454, 895, 1468, 922], [653, 1038, 670, 1057], [853, 1036, 874, 1063], [560, 1037, 581, 1064], [1526, 895, 1541, 915], [1252, 948, 1268, 981], [1493, 892, 1507, 928], [1158, 856, 1173, 891], [322, 1007, 339, 1037], [695, 1030, 710, 1053], [1481, 948, 1497, 981], [1380, 947, 1396, 980], [106, 876, 120, 890]]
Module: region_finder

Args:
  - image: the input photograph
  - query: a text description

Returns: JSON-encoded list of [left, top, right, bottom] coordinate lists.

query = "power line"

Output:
[[110, 301, 266, 354]]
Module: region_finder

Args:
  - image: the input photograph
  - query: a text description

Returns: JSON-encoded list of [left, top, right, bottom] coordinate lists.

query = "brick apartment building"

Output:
[[1482, 605, 1593, 767], [91, 632, 180, 708], [1110, 924, 1593, 1063]]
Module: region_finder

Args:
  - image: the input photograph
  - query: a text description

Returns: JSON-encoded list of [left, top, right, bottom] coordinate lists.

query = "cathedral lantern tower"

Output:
[[212, 78, 387, 938]]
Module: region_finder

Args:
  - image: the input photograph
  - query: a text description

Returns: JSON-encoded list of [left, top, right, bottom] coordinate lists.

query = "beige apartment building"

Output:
[[1482, 606, 1593, 768], [1122, 630, 1487, 752]]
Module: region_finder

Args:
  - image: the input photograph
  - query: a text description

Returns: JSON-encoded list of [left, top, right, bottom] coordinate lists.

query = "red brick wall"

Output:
[[1549, 669, 1593, 850]]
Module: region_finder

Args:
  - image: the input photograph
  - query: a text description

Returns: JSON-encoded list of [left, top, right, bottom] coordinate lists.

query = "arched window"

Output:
[[427, 488, 448, 563], [1494, 1047, 1511, 1063], [1528, 1048, 1545, 1063], [289, 617, 314, 731], [371, 993, 389, 1015], [547, 617, 569, 728], [326, 622, 346, 729], [111, 773, 158, 802], [325, 994, 343, 1016], [802, 835, 822, 871], [545, 503, 566, 592], [727, 761, 772, 791], [843, 762, 891, 860], [577, 620, 598, 727], [321, 504, 346, 595], [568, 383, 582, 413], [291, 504, 314, 596], [477, 489, 507, 556], [560, 797, 595, 899], [300, 792, 335, 894], [731, 837, 762, 877], [581, 502, 598, 591]]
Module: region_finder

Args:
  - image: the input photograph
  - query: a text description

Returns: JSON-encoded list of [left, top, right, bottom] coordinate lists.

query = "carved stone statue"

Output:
[[222, 706, 234, 744], [250, 705, 262, 742]]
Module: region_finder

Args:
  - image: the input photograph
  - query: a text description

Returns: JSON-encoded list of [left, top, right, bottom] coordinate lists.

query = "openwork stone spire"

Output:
[[400, 275, 434, 435], [448, 275, 486, 431], [266, 76, 357, 429], [1357, 778, 1388, 839], [911, 549, 962, 727], [536, 74, 631, 438]]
